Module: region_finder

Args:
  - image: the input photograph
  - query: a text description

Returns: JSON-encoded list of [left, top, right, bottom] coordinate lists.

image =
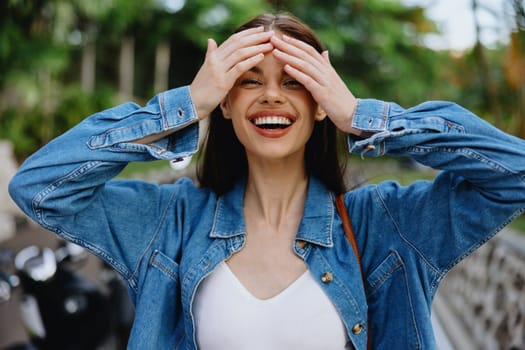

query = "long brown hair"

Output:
[[197, 13, 347, 195]]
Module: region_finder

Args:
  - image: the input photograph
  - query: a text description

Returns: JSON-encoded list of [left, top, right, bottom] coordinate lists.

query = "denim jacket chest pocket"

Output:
[[365, 250, 423, 350], [128, 250, 185, 350]]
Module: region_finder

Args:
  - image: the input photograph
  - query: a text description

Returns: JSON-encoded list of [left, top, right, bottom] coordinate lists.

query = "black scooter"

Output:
[[0, 241, 133, 350]]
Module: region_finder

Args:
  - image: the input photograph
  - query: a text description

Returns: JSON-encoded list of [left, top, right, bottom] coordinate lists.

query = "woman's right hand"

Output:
[[190, 26, 274, 120]]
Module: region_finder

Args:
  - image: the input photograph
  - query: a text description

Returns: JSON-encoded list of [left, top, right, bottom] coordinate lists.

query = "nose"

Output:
[[259, 82, 285, 105]]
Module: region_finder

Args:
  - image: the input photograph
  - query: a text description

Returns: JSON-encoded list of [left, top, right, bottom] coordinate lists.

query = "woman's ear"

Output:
[[220, 99, 231, 119], [315, 105, 327, 121]]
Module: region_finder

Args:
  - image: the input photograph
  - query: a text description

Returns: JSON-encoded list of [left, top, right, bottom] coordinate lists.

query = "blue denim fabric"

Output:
[[9, 86, 525, 349]]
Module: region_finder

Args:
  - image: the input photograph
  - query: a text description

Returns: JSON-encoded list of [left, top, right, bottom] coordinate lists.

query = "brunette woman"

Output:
[[9, 13, 525, 349]]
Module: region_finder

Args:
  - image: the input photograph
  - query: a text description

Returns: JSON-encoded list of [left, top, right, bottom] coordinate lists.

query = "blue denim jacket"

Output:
[[9, 86, 525, 349]]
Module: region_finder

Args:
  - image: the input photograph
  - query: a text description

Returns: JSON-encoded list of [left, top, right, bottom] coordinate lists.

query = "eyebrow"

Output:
[[247, 66, 290, 78], [249, 66, 262, 74]]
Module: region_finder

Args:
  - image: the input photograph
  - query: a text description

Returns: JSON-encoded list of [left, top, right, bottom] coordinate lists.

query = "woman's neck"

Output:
[[244, 155, 308, 230]]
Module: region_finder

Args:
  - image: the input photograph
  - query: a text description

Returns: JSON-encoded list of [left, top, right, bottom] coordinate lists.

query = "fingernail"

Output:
[[282, 34, 290, 41]]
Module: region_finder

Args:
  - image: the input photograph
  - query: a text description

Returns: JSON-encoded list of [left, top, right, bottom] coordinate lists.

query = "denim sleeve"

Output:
[[348, 99, 525, 274], [8, 86, 199, 283]]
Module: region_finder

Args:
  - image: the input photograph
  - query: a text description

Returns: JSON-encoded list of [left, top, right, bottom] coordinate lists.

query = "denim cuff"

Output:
[[351, 98, 389, 132], [347, 99, 390, 157], [159, 86, 199, 130], [88, 86, 199, 161]]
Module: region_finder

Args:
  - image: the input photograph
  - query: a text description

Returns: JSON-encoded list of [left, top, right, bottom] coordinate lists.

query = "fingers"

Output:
[[189, 27, 275, 119], [270, 35, 326, 85], [210, 27, 275, 85], [217, 27, 274, 68], [271, 35, 323, 66], [281, 63, 317, 91], [269, 34, 357, 130], [322, 50, 330, 63], [206, 38, 218, 55], [231, 52, 265, 76], [224, 42, 273, 72]]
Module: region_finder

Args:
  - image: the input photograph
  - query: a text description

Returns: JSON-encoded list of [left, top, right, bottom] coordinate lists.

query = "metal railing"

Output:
[[435, 228, 525, 350]]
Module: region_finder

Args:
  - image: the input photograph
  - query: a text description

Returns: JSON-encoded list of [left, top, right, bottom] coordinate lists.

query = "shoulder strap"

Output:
[[335, 194, 370, 350], [335, 194, 363, 278]]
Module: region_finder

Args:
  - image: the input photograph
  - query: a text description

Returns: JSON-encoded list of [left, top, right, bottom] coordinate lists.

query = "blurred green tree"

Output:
[[504, 0, 525, 139], [0, 0, 516, 160]]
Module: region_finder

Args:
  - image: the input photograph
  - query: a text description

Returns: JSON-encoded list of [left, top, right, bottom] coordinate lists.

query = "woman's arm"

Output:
[[271, 33, 525, 271], [8, 26, 276, 281], [8, 87, 200, 278], [350, 99, 525, 273]]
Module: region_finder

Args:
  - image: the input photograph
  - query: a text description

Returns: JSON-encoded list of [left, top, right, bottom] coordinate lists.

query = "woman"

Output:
[[9, 12, 525, 350]]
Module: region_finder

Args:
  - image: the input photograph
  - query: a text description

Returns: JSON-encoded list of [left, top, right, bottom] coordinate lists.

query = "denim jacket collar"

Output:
[[209, 176, 334, 247]]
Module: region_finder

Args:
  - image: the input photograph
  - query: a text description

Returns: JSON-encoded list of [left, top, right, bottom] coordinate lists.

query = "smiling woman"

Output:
[[197, 13, 348, 196], [8, 11, 525, 350]]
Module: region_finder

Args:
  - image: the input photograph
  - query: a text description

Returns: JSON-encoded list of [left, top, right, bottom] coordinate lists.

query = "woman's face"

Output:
[[221, 39, 326, 162]]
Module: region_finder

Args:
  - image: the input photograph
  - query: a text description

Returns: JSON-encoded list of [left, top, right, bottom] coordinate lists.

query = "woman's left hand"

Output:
[[271, 35, 358, 134]]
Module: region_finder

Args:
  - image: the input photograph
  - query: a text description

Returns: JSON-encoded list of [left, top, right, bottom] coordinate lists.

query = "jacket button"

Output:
[[352, 323, 364, 334], [296, 240, 308, 249], [321, 272, 333, 283]]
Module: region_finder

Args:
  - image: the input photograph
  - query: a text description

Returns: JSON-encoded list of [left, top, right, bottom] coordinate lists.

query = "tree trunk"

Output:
[[471, 0, 502, 126], [119, 36, 135, 102], [81, 40, 96, 93], [154, 41, 170, 93], [519, 83, 525, 139], [39, 69, 54, 142], [514, 0, 525, 139], [506, 1, 525, 138]]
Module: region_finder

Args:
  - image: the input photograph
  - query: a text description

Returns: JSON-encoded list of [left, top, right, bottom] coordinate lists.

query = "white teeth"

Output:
[[253, 116, 292, 126]]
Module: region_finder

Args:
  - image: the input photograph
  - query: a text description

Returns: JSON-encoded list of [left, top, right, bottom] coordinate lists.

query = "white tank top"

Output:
[[194, 262, 351, 349]]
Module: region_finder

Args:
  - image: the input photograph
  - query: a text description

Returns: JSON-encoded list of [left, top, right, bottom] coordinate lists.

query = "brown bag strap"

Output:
[[335, 193, 370, 350], [335, 194, 364, 278]]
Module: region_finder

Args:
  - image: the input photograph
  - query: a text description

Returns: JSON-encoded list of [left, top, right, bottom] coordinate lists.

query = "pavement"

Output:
[[432, 310, 455, 350]]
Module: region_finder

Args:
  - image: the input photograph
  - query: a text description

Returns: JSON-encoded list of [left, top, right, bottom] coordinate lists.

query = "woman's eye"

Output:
[[240, 79, 261, 86], [284, 79, 303, 88]]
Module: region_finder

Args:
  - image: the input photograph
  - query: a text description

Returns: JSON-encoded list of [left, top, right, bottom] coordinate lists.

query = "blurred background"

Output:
[[1, 0, 524, 161], [1, 0, 524, 349]]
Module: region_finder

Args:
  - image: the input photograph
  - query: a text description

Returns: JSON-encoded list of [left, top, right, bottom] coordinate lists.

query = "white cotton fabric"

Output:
[[194, 261, 351, 350]]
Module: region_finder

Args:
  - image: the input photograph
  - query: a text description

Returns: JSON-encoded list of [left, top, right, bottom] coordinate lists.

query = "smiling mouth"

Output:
[[252, 116, 293, 129]]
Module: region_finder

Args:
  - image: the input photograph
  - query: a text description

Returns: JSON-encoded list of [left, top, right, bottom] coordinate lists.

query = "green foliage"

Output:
[[117, 159, 172, 179], [0, 84, 115, 159], [0, 108, 40, 157], [54, 84, 115, 132], [510, 215, 525, 234], [178, 0, 270, 46], [0, 0, 518, 161]]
